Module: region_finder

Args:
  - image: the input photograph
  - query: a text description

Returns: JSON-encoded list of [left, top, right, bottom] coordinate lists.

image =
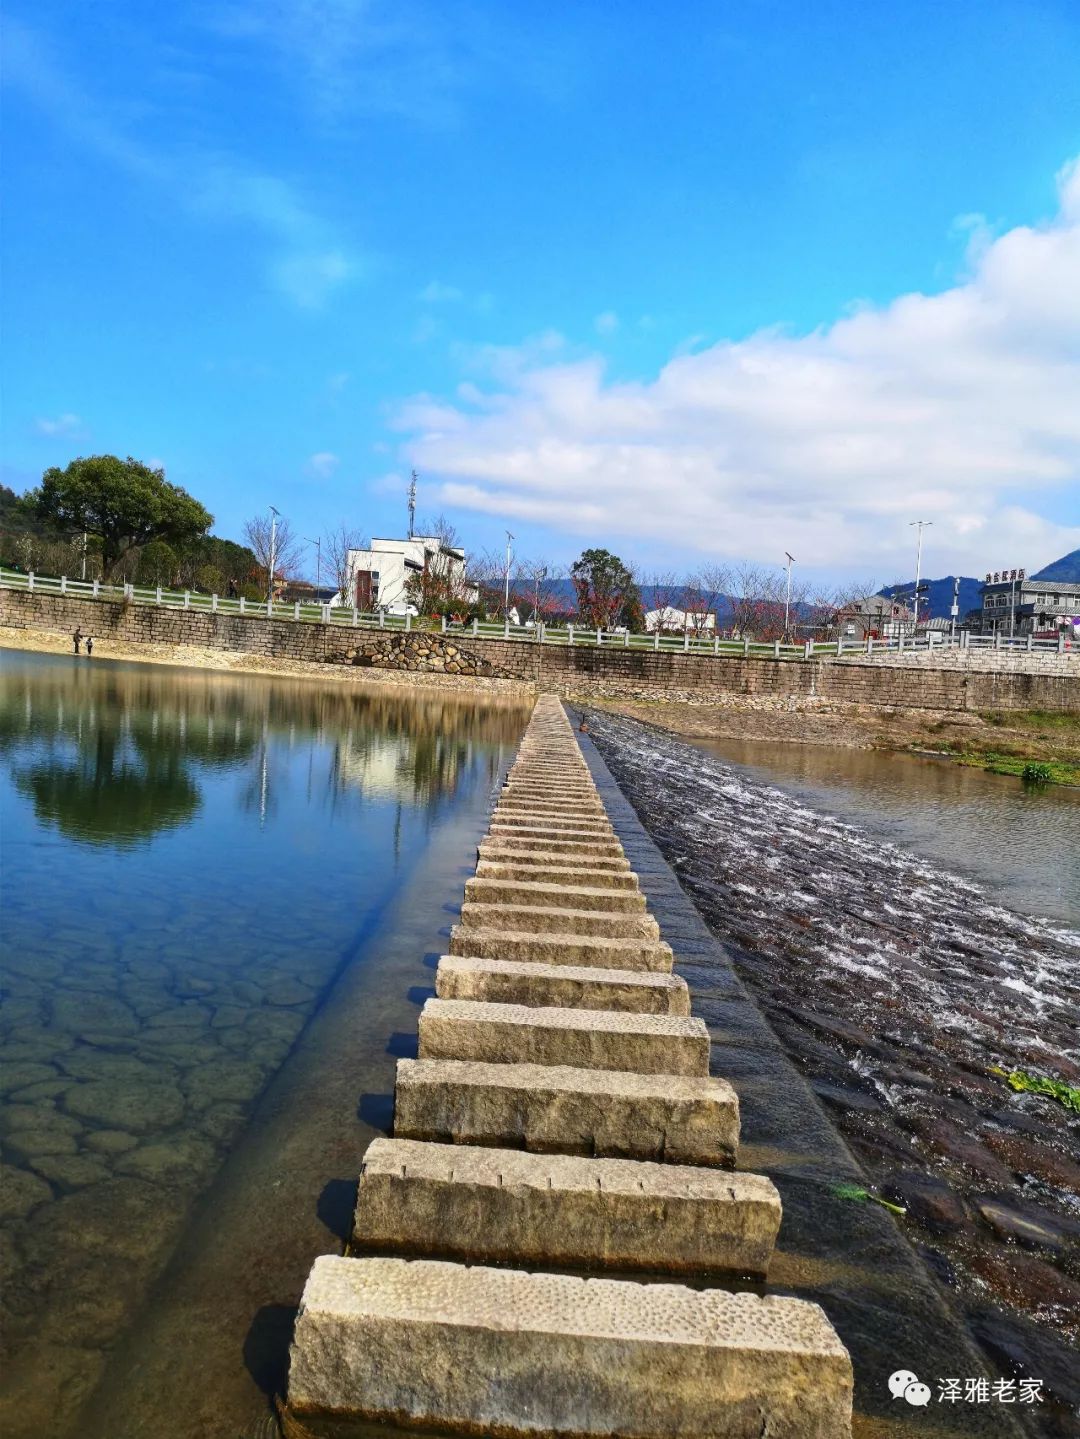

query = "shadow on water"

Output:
[[242, 1303, 298, 1401], [357, 1093, 395, 1132], [0, 649, 530, 1439], [316, 1179, 358, 1243]]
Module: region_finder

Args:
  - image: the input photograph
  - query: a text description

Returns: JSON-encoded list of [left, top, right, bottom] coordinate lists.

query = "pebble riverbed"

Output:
[[587, 710, 1080, 1436]]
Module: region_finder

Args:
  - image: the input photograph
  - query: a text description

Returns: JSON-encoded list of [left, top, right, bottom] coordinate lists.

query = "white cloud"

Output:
[[272, 251, 355, 309], [6, 18, 362, 310], [306, 451, 340, 479], [34, 412, 83, 437], [419, 281, 463, 303], [395, 158, 1080, 576], [594, 310, 619, 335]]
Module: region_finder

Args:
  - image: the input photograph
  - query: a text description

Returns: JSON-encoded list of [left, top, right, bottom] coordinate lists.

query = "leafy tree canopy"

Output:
[[31, 456, 213, 581], [570, 547, 644, 631]]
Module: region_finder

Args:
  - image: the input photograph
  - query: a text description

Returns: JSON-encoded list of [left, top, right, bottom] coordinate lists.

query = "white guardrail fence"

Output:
[[0, 566, 1074, 659]]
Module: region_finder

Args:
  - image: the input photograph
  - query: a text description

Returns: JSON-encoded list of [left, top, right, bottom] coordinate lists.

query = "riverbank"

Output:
[[0, 625, 534, 698], [592, 695, 1080, 785], [586, 710, 1080, 1438]]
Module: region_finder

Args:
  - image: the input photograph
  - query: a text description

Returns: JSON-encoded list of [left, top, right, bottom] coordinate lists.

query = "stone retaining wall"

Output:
[[4, 588, 1078, 713]]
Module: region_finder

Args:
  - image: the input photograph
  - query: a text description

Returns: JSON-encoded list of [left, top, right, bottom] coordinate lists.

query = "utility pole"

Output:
[[305, 536, 321, 595], [950, 575, 960, 639], [407, 471, 417, 540], [268, 506, 280, 608], [909, 520, 932, 635], [533, 565, 547, 624], [504, 531, 515, 618], [784, 552, 795, 638], [81, 531, 88, 582]]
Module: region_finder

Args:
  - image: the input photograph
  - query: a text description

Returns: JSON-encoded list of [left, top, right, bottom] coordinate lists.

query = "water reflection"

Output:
[[0, 650, 529, 1439], [0, 654, 528, 846]]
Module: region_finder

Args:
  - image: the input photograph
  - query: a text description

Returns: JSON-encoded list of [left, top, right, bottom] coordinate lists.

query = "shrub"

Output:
[[1021, 761, 1053, 785]]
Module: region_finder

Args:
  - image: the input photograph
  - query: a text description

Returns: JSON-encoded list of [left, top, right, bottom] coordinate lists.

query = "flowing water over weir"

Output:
[[286, 697, 855, 1437], [582, 710, 1080, 1436]]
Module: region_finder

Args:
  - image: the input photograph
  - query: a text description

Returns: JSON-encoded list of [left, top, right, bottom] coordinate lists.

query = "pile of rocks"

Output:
[[285, 696, 853, 1438], [334, 632, 501, 677]]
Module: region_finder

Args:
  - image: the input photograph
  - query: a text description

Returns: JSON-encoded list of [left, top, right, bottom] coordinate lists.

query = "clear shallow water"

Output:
[[0, 650, 528, 1437], [692, 737, 1080, 925]]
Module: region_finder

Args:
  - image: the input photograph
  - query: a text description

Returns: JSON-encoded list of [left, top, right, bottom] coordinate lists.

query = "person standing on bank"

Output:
[[72, 628, 82, 654], [85, 636, 94, 656]]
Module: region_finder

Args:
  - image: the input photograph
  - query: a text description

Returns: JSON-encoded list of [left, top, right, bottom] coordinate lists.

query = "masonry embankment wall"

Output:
[[4, 587, 1077, 712]]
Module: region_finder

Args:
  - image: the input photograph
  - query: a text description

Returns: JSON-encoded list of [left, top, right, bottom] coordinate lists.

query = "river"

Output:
[[0, 649, 529, 1438], [692, 737, 1080, 926]]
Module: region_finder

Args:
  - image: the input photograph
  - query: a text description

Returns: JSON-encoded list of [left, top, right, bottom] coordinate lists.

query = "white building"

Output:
[[345, 536, 477, 615], [644, 606, 717, 634]]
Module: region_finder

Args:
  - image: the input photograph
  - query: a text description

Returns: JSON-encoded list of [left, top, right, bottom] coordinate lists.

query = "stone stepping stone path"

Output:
[[286, 695, 854, 1437]]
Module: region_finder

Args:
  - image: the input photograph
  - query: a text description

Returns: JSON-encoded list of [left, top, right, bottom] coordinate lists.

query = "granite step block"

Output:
[[448, 925, 674, 972], [287, 1256, 852, 1438], [435, 955, 690, 1015], [457, 902, 660, 940], [352, 1138, 781, 1276], [463, 877, 648, 913], [394, 1058, 739, 1165], [417, 998, 710, 1075]]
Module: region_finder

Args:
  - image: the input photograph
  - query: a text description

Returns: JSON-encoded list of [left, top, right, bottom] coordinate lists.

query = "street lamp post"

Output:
[[909, 519, 932, 635], [784, 552, 795, 639], [533, 565, 547, 624], [504, 530, 514, 618], [306, 536, 322, 596], [268, 506, 280, 608]]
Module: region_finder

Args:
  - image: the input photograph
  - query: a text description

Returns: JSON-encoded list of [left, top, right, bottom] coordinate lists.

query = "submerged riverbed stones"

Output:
[[290, 1256, 853, 1438], [62, 1078, 186, 1133], [0, 1164, 53, 1222]]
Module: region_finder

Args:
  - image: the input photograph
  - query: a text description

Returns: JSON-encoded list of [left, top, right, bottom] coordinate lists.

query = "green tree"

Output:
[[194, 564, 225, 594], [32, 456, 213, 581], [570, 548, 643, 631], [136, 540, 177, 587]]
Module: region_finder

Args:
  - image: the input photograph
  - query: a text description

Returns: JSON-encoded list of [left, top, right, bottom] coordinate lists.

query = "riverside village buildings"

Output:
[[344, 535, 479, 616]]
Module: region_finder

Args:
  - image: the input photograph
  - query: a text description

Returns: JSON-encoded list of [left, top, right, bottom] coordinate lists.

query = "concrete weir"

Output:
[[287, 695, 854, 1436]]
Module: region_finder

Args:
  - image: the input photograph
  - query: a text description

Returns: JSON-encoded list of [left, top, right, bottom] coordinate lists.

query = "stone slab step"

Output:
[[449, 925, 674, 972], [475, 860, 639, 890], [464, 877, 647, 913], [288, 1256, 852, 1437], [479, 834, 627, 859], [458, 903, 659, 940], [490, 815, 614, 835], [352, 1138, 781, 1276], [495, 800, 607, 819], [417, 998, 710, 1075], [477, 841, 631, 870], [503, 782, 600, 796], [394, 1059, 738, 1165], [436, 955, 690, 1015]]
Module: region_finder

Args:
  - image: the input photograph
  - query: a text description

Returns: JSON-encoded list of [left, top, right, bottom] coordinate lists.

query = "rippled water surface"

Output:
[[693, 737, 1080, 925], [0, 650, 528, 1437]]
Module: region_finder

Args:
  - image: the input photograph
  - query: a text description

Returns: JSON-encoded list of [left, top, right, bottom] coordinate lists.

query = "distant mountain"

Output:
[[1032, 549, 1080, 583], [878, 575, 982, 620]]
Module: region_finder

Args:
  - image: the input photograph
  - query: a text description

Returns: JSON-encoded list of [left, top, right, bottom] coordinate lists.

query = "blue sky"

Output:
[[3, 0, 1079, 585]]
